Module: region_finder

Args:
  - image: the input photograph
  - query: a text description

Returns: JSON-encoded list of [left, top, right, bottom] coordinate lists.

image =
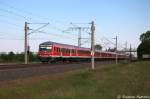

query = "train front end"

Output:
[[38, 42, 53, 63]]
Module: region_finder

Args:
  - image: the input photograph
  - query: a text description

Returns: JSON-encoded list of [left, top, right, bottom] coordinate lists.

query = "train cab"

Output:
[[38, 42, 53, 62]]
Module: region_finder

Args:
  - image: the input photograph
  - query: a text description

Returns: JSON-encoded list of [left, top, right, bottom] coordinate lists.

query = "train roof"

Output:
[[40, 41, 90, 50], [40, 41, 79, 48], [40, 41, 55, 45]]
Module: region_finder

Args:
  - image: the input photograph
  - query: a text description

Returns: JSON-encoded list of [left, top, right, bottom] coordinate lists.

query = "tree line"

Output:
[[0, 52, 39, 63]]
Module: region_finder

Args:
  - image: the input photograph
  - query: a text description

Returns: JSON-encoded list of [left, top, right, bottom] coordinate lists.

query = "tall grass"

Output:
[[0, 61, 150, 99]]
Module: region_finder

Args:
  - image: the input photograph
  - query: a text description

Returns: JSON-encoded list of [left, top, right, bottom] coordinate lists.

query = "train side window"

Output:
[[78, 50, 81, 54], [68, 49, 70, 54], [54, 47, 56, 52], [70, 49, 71, 53], [58, 48, 60, 53], [64, 48, 66, 53], [72, 50, 75, 54], [56, 48, 58, 52], [56, 47, 58, 52], [74, 49, 75, 54], [57, 48, 59, 53], [66, 49, 67, 53], [69, 49, 70, 54], [61, 48, 63, 53], [59, 48, 60, 52], [56, 48, 57, 52], [59, 48, 61, 52], [67, 49, 70, 54], [57, 48, 59, 52], [62, 48, 64, 53], [66, 49, 68, 54]]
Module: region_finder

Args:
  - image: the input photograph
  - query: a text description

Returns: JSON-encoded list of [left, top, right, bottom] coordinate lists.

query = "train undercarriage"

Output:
[[39, 56, 127, 63]]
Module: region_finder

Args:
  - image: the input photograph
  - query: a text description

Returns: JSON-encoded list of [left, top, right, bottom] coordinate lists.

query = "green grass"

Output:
[[0, 61, 150, 99]]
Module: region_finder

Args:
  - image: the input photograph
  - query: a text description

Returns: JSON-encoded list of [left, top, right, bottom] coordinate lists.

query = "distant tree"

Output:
[[107, 48, 116, 52], [8, 51, 15, 62], [0, 53, 7, 62], [140, 31, 150, 42], [95, 44, 102, 50], [137, 40, 150, 59], [137, 31, 150, 59], [29, 52, 35, 62], [16, 52, 24, 62]]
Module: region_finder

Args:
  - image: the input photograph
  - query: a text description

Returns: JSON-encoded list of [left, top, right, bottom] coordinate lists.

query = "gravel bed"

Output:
[[0, 63, 90, 81], [0, 61, 120, 81]]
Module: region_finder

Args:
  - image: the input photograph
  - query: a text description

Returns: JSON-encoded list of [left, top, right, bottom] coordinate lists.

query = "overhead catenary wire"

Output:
[[0, 0, 92, 34], [0, 1, 45, 20], [0, 8, 28, 19], [0, 1, 68, 25], [96, 31, 122, 49], [28, 23, 49, 35], [0, 11, 76, 42], [0, 1, 78, 40], [97, 36, 128, 51], [0, 19, 23, 29]]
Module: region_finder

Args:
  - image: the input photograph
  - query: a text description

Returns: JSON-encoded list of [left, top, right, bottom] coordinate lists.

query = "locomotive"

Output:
[[38, 41, 128, 63]]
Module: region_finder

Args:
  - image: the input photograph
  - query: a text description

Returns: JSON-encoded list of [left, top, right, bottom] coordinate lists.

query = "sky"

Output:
[[0, 0, 150, 52]]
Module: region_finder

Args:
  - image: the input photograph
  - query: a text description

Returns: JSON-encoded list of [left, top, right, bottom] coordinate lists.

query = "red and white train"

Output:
[[38, 41, 128, 63]]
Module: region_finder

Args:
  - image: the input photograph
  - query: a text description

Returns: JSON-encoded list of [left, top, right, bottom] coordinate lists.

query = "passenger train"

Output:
[[38, 41, 128, 63]]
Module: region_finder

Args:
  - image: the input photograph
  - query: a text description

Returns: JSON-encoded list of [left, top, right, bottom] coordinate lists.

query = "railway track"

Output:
[[0, 63, 41, 70], [0, 61, 124, 81], [0, 62, 93, 81], [0, 62, 83, 70], [0, 61, 118, 70]]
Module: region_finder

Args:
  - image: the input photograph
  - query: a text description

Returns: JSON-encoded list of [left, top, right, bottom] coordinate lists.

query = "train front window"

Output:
[[39, 46, 52, 52]]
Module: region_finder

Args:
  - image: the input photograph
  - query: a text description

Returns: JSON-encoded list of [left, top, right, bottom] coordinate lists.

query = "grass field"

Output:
[[0, 61, 150, 99]]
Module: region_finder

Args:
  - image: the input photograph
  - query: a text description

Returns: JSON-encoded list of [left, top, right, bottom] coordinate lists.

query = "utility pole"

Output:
[[130, 44, 132, 61], [68, 23, 90, 47], [125, 41, 128, 63], [125, 41, 127, 52], [24, 22, 28, 64], [78, 27, 82, 47], [115, 36, 118, 64], [67, 26, 82, 47], [24, 22, 49, 64], [91, 21, 95, 70]]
